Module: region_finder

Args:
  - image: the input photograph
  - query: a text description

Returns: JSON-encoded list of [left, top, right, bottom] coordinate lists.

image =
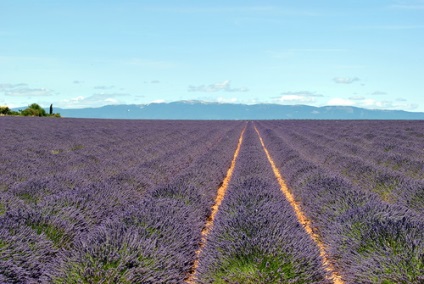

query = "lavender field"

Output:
[[0, 117, 423, 283]]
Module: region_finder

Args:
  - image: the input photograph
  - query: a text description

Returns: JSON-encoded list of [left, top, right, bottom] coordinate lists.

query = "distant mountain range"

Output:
[[17, 101, 424, 120]]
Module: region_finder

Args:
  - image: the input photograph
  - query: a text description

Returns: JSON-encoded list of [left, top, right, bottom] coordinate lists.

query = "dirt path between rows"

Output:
[[185, 125, 246, 284], [254, 125, 344, 284]]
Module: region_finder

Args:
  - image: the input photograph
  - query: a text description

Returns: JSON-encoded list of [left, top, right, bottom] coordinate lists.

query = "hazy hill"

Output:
[[15, 101, 424, 119]]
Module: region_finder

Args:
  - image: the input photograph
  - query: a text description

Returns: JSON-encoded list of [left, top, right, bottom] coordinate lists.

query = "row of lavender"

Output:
[[0, 117, 244, 283], [195, 123, 329, 283], [258, 120, 424, 214], [256, 121, 424, 283], [1, 118, 231, 191]]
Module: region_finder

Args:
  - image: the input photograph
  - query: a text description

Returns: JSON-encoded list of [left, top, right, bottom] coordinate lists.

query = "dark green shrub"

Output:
[[21, 103, 47, 117], [0, 106, 11, 115]]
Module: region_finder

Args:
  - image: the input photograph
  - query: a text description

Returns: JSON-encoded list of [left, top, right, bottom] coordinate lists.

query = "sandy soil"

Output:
[[254, 125, 344, 284], [185, 126, 246, 283]]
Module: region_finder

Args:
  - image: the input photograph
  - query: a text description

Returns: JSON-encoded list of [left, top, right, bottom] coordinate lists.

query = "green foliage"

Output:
[[380, 280, 396, 284], [50, 149, 62, 155], [209, 253, 302, 284], [0, 239, 8, 250], [21, 103, 47, 117], [0, 103, 61, 117], [0, 202, 5, 216], [373, 181, 398, 203], [29, 222, 69, 248], [52, 259, 132, 284], [345, 217, 424, 283], [17, 192, 39, 204], [0, 106, 11, 115], [70, 144, 85, 151], [53, 252, 154, 284]]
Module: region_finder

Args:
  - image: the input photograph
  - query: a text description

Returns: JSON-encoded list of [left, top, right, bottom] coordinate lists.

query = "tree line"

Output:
[[0, 103, 61, 117]]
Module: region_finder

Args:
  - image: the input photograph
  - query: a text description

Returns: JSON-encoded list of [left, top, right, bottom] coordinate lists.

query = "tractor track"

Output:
[[254, 124, 344, 284], [185, 125, 246, 283]]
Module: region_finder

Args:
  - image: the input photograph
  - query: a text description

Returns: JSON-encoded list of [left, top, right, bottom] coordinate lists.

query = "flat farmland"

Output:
[[0, 117, 423, 283]]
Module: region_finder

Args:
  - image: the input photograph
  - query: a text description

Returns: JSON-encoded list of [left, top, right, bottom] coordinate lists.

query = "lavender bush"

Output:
[[1, 117, 423, 283], [1, 117, 244, 283], [256, 121, 424, 283], [196, 124, 328, 283]]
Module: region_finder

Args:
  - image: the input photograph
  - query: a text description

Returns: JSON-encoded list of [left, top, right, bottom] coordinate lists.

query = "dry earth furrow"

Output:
[[185, 125, 246, 283], [254, 124, 344, 284]]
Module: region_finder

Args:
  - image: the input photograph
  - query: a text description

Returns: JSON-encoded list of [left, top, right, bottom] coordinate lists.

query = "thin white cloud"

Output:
[[92, 93, 129, 97], [94, 85, 115, 90], [141, 5, 318, 16], [362, 99, 418, 110], [350, 24, 424, 30], [1, 83, 56, 97], [280, 91, 323, 97], [124, 58, 175, 69], [217, 97, 238, 103], [371, 91, 387, 95], [390, 0, 424, 10], [5, 88, 55, 97], [0, 83, 28, 90], [60, 93, 130, 108], [275, 91, 323, 104], [61, 96, 85, 106], [143, 80, 161, 84], [104, 98, 119, 104], [333, 77, 360, 84], [188, 80, 249, 93], [327, 98, 354, 106], [151, 99, 166, 104], [349, 96, 366, 100], [279, 95, 316, 103], [327, 96, 419, 111]]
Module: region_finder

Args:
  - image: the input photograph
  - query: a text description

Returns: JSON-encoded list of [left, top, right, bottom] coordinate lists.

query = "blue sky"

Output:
[[1, 1, 423, 111]]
